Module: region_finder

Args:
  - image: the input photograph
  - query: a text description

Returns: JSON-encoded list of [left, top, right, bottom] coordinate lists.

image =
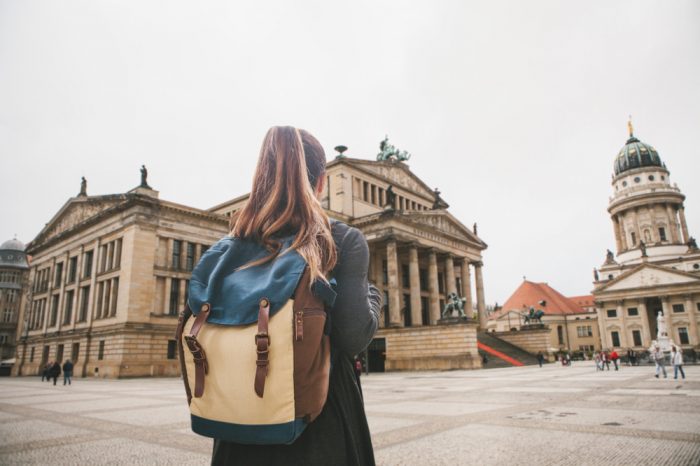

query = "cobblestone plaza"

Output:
[[1, 363, 699, 465]]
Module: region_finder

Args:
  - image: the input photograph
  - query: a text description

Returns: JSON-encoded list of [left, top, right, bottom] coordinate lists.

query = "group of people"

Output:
[[594, 350, 620, 371], [651, 345, 686, 380], [40, 359, 73, 386]]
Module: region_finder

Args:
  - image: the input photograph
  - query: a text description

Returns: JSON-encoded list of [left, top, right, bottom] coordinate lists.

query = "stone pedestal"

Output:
[[493, 325, 554, 361]]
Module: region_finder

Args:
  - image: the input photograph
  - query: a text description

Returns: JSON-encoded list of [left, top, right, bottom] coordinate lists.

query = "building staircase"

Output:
[[477, 332, 540, 368]]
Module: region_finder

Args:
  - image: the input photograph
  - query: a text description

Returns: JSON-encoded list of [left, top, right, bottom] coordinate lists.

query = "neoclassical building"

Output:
[[0, 238, 30, 363], [16, 146, 487, 377], [15, 179, 228, 377], [212, 152, 488, 370], [593, 125, 700, 352]]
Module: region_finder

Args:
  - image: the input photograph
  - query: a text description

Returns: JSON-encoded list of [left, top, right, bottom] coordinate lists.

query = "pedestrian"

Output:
[[595, 353, 602, 371], [629, 349, 637, 366], [41, 361, 51, 381], [602, 351, 610, 371], [565, 353, 571, 367], [652, 345, 667, 379], [671, 346, 685, 380], [62, 359, 74, 385], [537, 351, 544, 368], [210, 126, 380, 465], [49, 361, 61, 386], [610, 350, 619, 371]]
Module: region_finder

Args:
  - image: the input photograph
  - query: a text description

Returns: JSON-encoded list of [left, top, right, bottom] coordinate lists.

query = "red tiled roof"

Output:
[[491, 281, 586, 320], [568, 294, 595, 308]]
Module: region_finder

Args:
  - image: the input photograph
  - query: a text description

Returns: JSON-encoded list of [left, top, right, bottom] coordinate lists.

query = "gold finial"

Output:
[[627, 115, 634, 137]]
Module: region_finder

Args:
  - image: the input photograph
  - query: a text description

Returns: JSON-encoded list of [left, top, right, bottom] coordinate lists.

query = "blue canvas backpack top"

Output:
[[176, 235, 336, 445]]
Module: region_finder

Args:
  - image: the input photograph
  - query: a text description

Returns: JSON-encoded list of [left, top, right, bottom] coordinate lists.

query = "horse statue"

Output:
[[441, 292, 467, 318], [377, 135, 411, 162], [523, 307, 544, 324]]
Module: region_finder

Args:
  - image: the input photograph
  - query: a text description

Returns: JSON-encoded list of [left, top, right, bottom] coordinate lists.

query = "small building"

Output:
[[489, 280, 601, 356], [0, 238, 30, 369]]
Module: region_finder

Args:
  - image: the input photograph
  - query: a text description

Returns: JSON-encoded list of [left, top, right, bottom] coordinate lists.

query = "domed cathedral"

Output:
[[0, 238, 30, 365], [211, 141, 488, 371], [593, 121, 700, 354]]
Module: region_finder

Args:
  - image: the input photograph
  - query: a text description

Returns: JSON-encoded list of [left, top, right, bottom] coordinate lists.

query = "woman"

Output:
[[212, 126, 381, 465], [672, 346, 685, 380]]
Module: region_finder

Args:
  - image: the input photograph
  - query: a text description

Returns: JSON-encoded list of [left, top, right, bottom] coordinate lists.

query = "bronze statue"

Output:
[[593, 268, 599, 281], [639, 240, 647, 257], [377, 136, 411, 162], [605, 249, 615, 264], [688, 237, 698, 250], [523, 307, 544, 324], [384, 185, 397, 210], [79, 176, 87, 196], [140, 165, 150, 188], [441, 292, 467, 318], [473, 222, 478, 235]]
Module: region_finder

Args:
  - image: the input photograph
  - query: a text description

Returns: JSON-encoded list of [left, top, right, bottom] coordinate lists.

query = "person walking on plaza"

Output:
[[652, 345, 667, 379], [41, 361, 51, 381], [49, 361, 61, 386], [601, 351, 610, 371], [537, 351, 545, 368], [62, 359, 74, 386], [610, 350, 619, 371], [595, 353, 602, 371], [672, 346, 685, 380]]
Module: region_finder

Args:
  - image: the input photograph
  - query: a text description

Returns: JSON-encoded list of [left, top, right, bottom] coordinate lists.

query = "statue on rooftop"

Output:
[[377, 135, 411, 162], [140, 165, 151, 188], [604, 249, 615, 264], [640, 241, 647, 257], [79, 177, 87, 196], [688, 237, 698, 250], [384, 185, 397, 210], [523, 306, 544, 324], [441, 292, 467, 318]]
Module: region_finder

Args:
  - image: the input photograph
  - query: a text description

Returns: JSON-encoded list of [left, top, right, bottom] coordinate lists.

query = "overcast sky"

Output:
[[1, 1, 699, 304]]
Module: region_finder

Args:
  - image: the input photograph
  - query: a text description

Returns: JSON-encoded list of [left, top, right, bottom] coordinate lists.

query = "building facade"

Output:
[[211, 153, 488, 371], [592, 126, 700, 352], [489, 280, 601, 355], [15, 182, 227, 377], [0, 239, 30, 363]]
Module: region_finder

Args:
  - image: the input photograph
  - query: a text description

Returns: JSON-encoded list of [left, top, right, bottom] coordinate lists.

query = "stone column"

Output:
[[460, 258, 473, 314], [444, 254, 456, 296], [684, 295, 698, 346], [179, 279, 188, 310], [633, 209, 642, 247], [428, 250, 440, 325], [612, 216, 623, 253], [386, 240, 401, 327], [596, 303, 608, 348], [163, 277, 172, 315], [616, 300, 628, 348], [665, 204, 679, 243], [679, 206, 690, 244], [408, 245, 422, 326], [474, 261, 487, 329], [638, 300, 651, 347]]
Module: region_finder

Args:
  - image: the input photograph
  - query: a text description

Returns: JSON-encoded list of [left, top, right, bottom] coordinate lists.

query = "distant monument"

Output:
[[377, 136, 411, 162], [441, 292, 467, 319], [79, 177, 87, 196], [140, 165, 151, 189], [523, 307, 544, 325], [650, 311, 674, 353]]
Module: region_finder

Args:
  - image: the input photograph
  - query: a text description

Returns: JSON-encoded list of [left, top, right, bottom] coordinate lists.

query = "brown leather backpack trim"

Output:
[[184, 303, 211, 398], [254, 298, 271, 398], [175, 305, 193, 404]]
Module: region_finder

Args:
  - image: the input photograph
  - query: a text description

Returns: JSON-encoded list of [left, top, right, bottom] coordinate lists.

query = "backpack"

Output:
[[175, 235, 337, 445]]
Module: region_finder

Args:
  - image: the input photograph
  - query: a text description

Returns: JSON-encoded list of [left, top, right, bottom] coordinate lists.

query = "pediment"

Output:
[[34, 196, 126, 244], [349, 160, 436, 201], [400, 211, 485, 246], [597, 264, 700, 292]]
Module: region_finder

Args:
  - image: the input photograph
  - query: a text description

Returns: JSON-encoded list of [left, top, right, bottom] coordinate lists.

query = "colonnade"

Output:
[[371, 239, 487, 329]]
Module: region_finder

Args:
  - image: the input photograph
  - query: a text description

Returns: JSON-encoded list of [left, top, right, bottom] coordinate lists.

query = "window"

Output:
[[576, 326, 593, 338], [186, 243, 196, 271], [362, 181, 369, 202], [169, 278, 180, 315], [172, 240, 182, 269], [611, 331, 620, 347], [403, 293, 412, 326], [382, 261, 387, 285], [630, 232, 636, 246], [557, 326, 564, 345], [68, 256, 78, 283], [83, 250, 94, 278], [371, 185, 377, 205], [42, 345, 49, 364], [402, 265, 409, 288], [71, 342, 80, 361], [110, 278, 119, 316], [50, 295, 59, 327], [114, 239, 122, 269], [98, 340, 105, 360], [63, 290, 74, 325], [659, 227, 667, 241], [627, 307, 638, 316], [672, 304, 685, 313], [56, 344, 64, 363], [2, 308, 12, 323], [419, 269, 428, 291], [632, 330, 642, 346], [167, 340, 177, 360], [438, 272, 444, 294], [78, 286, 90, 322], [697, 302, 700, 312], [606, 309, 617, 318], [678, 328, 689, 345], [30, 346, 35, 362], [95, 283, 104, 319], [54, 263, 63, 288]]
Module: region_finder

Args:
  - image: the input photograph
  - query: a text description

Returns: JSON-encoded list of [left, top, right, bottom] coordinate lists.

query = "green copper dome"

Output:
[[614, 135, 663, 176]]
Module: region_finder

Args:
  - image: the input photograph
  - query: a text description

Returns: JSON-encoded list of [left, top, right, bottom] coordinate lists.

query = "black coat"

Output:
[[49, 363, 61, 377]]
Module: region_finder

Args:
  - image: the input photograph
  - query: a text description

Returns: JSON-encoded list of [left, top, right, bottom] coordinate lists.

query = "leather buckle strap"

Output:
[[186, 304, 211, 398], [254, 298, 271, 398]]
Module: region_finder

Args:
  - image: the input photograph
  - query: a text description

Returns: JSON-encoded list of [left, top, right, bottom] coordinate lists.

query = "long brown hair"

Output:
[[231, 126, 336, 282]]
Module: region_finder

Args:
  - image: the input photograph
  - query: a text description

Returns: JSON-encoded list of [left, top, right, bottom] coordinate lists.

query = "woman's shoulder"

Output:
[[331, 220, 365, 250]]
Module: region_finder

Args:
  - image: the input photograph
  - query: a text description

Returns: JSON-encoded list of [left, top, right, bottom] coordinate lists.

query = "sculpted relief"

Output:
[[43, 201, 120, 240]]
